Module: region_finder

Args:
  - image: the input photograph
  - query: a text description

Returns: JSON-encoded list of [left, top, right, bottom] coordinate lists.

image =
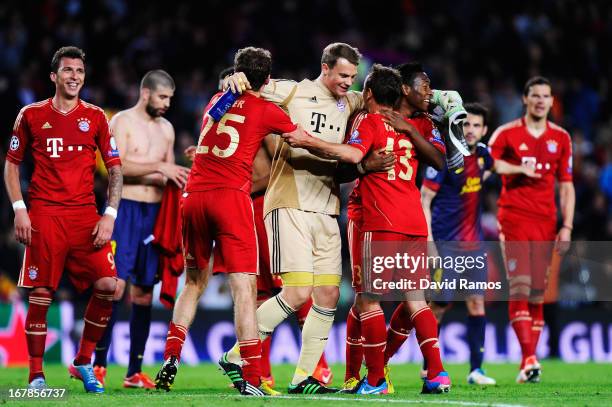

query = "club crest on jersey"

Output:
[[77, 117, 91, 132], [546, 140, 558, 153], [9, 135, 19, 151], [507, 259, 517, 272], [28, 266, 39, 280], [336, 100, 346, 112]]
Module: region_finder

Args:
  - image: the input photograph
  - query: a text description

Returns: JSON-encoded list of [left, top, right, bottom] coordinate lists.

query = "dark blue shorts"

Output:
[[430, 244, 488, 303], [111, 199, 161, 287]]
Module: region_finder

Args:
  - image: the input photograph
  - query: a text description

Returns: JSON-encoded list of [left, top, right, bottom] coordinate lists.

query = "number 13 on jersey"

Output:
[[385, 136, 413, 181], [197, 113, 245, 158]]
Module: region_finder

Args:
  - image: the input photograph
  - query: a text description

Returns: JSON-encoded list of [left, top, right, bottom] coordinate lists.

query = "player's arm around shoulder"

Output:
[[281, 124, 364, 164]]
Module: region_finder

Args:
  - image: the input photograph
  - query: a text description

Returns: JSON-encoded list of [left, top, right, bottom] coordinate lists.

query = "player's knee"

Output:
[[113, 278, 126, 300], [94, 277, 117, 293], [281, 286, 313, 309], [312, 285, 339, 309], [355, 293, 380, 314], [131, 285, 154, 305], [31, 287, 53, 297], [185, 267, 208, 293], [466, 296, 485, 316]]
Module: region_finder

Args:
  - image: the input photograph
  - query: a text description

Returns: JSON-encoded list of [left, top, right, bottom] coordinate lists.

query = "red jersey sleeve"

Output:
[[263, 103, 298, 134], [557, 132, 573, 182], [346, 114, 376, 155], [95, 110, 121, 168], [488, 127, 507, 160], [6, 107, 31, 165], [416, 116, 445, 155]]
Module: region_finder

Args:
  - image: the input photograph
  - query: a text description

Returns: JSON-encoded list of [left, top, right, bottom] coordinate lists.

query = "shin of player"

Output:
[[5, 46, 122, 393]]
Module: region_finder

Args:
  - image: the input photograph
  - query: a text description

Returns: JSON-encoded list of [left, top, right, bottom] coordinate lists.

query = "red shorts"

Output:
[[182, 189, 258, 274], [18, 207, 116, 292], [498, 211, 556, 291], [253, 194, 282, 300], [352, 229, 427, 295]]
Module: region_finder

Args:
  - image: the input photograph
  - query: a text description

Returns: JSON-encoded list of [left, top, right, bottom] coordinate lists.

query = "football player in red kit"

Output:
[[488, 76, 574, 383], [4, 46, 122, 393], [155, 47, 303, 396]]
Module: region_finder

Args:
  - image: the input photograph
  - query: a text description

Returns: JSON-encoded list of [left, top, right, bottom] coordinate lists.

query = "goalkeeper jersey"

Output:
[[262, 78, 363, 216]]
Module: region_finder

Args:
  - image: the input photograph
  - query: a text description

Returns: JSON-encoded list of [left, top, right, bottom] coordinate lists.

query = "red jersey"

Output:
[[187, 92, 297, 193], [6, 99, 121, 213], [346, 111, 444, 236], [488, 117, 572, 221]]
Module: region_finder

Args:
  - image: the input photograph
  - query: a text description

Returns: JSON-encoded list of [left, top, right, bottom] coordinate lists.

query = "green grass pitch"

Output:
[[1, 362, 611, 406]]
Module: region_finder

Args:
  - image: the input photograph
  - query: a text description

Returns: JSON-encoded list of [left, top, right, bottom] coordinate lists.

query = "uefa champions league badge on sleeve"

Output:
[[77, 118, 90, 132], [337, 100, 346, 112], [10, 135, 19, 151], [109, 136, 120, 157], [348, 129, 361, 145]]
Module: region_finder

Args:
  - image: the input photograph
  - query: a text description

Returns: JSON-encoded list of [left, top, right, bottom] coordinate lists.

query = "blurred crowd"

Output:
[[0, 0, 611, 304]]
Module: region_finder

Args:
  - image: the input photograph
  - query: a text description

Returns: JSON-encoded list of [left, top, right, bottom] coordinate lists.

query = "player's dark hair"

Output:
[[141, 70, 175, 91], [523, 76, 551, 96], [465, 102, 489, 127], [321, 42, 361, 68], [234, 47, 272, 90], [395, 62, 425, 88], [51, 46, 85, 73], [363, 64, 402, 108]]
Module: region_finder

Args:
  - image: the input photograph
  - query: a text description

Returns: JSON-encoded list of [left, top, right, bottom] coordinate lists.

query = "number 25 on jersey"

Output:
[[197, 113, 245, 158]]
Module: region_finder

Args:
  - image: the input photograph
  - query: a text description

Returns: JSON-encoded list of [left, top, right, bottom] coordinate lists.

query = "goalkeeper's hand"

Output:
[[431, 90, 464, 120]]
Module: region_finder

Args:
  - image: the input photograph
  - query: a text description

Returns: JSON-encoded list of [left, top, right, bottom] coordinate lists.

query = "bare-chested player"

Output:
[[93, 70, 190, 389]]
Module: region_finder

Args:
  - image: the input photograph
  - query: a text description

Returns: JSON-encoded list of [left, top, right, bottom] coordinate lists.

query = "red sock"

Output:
[[74, 289, 114, 366], [164, 321, 187, 361], [384, 303, 413, 365], [528, 302, 544, 357], [261, 336, 272, 378], [296, 297, 313, 329], [239, 339, 262, 386], [361, 309, 386, 385], [26, 291, 53, 382], [509, 300, 533, 368], [345, 306, 362, 380], [317, 353, 329, 370], [412, 307, 444, 379]]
